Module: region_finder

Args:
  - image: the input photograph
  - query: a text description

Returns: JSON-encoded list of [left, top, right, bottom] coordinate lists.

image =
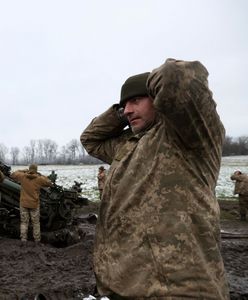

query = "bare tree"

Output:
[[222, 135, 248, 156], [10, 147, 20, 165], [47, 140, 58, 163], [66, 139, 80, 163], [37, 139, 44, 164], [222, 136, 235, 156], [57, 146, 67, 164], [0, 143, 8, 162], [29, 140, 36, 163], [43, 139, 58, 164], [79, 143, 86, 158], [237, 136, 248, 155], [23, 146, 32, 164]]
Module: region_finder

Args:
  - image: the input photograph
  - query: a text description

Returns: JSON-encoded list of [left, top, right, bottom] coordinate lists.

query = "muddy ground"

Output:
[[0, 200, 248, 300], [219, 199, 248, 300]]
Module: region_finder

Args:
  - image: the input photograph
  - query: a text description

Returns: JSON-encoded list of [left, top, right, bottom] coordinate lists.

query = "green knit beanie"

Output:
[[120, 72, 150, 107]]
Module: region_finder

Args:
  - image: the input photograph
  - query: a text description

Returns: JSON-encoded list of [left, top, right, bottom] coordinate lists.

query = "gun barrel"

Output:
[[0, 178, 21, 192]]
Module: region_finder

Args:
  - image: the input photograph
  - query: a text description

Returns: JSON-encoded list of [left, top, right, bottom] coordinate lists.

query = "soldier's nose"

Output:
[[123, 102, 134, 116]]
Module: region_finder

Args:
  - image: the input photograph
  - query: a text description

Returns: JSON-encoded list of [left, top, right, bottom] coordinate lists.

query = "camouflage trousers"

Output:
[[20, 206, 41, 242], [238, 195, 248, 219], [99, 189, 103, 200]]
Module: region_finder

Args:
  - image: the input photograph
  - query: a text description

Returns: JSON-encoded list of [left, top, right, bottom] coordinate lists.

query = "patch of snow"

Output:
[[11, 156, 248, 199]]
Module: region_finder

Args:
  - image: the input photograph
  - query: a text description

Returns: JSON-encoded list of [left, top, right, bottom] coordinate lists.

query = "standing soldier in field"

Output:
[[0, 170, 4, 183], [0, 171, 5, 202], [97, 166, 106, 200], [48, 170, 57, 184], [81, 58, 229, 299], [231, 170, 248, 221], [11, 164, 52, 243]]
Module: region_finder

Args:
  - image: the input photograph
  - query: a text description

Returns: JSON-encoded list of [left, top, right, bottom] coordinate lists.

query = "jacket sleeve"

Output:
[[10, 170, 26, 182], [80, 105, 130, 164], [147, 58, 225, 154], [37, 176, 52, 187]]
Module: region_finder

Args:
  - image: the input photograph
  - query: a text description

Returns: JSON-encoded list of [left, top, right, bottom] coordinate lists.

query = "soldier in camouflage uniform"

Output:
[[231, 170, 248, 221], [11, 164, 52, 243], [98, 166, 106, 199], [0, 171, 4, 203], [81, 59, 230, 299], [0, 170, 4, 183]]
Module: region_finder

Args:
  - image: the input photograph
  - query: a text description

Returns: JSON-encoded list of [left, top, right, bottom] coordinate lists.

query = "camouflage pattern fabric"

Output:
[[98, 170, 106, 190], [0, 170, 4, 182], [98, 170, 106, 199], [20, 206, 41, 242], [230, 173, 248, 219], [238, 195, 248, 218], [230, 173, 248, 196], [81, 59, 230, 299]]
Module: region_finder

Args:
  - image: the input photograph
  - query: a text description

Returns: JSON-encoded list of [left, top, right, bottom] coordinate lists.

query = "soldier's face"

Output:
[[123, 96, 156, 134]]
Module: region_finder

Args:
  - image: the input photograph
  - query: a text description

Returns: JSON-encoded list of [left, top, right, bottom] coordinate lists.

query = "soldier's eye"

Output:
[[132, 97, 141, 104]]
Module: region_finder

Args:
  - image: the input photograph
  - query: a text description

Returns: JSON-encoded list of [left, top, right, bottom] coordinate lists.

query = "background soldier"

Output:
[[97, 166, 106, 200], [48, 170, 57, 184], [231, 170, 248, 221], [0, 171, 4, 201], [11, 164, 52, 243], [0, 170, 4, 183]]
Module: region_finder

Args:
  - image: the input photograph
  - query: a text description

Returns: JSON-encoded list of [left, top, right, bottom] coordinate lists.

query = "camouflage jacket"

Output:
[[81, 59, 229, 299], [98, 171, 106, 190], [11, 170, 52, 208], [231, 173, 248, 195], [0, 170, 4, 183]]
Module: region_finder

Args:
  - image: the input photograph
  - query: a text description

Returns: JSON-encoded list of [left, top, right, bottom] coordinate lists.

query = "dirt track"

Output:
[[0, 200, 248, 300]]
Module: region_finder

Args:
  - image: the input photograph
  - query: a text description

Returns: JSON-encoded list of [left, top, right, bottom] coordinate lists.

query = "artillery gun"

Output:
[[0, 161, 89, 238]]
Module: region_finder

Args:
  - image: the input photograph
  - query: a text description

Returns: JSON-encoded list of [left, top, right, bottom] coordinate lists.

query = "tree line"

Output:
[[0, 138, 102, 165], [0, 135, 247, 165], [222, 136, 248, 156]]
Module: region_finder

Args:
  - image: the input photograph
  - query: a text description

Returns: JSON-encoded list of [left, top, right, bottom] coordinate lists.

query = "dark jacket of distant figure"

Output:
[[11, 170, 52, 208], [231, 173, 248, 196], [81, 59, 229, 299]]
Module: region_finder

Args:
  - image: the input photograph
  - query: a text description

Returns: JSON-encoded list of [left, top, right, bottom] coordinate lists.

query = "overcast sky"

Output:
[[1, 0, 247, 151]]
